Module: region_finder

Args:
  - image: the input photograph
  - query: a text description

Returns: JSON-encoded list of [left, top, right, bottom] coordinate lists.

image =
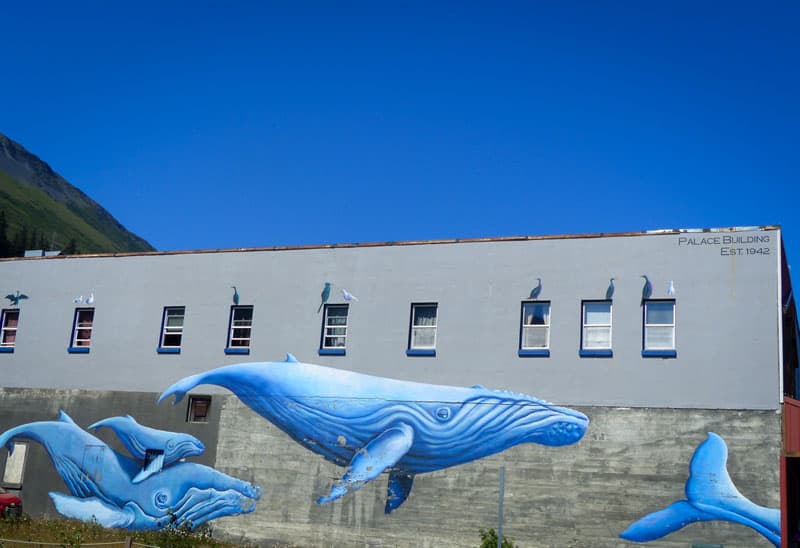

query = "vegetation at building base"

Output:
[[0, 515, 246, 548], [477, 527, 517, 548]]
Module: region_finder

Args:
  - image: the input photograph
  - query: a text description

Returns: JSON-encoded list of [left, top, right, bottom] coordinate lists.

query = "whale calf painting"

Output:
[[620, 432, 779, 546], [159, 353, 589, 513], [0, 411, 261, 530]]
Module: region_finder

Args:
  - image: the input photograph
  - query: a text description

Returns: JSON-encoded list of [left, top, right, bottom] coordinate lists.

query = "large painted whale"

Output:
[[159, 354, 589, 513], [0, 411, 261, 530], [620, 432, 780, 546]]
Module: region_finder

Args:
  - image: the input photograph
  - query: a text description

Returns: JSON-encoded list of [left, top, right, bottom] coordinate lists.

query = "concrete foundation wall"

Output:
[[213, 398, 781, 548]]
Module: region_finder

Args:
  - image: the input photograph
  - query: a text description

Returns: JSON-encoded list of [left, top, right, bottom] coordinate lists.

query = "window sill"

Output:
[[319, 348, 346, 356], [225, 348, 250, 355], [157, 347, 181, 354], [407, 348, 436, 357], [0, 347, 14, 353], [642, 349, 677, 358], [518, 349, 550, 357], [580, 349, 613, 358], [68, 347, 90, 354]]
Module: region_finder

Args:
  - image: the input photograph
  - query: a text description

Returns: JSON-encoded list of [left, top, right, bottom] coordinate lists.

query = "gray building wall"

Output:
[[0, 226, 785, 547], [0, 226, 782, 409]]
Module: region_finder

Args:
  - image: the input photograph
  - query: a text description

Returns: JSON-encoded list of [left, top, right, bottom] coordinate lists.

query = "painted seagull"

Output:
[[5, 291, 28, 306], [159, 354, 589, 513]]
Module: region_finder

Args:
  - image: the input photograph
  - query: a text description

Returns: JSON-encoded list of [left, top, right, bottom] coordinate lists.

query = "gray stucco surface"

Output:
[[213, 396, 781, 548], [0, 227, 782, 409]]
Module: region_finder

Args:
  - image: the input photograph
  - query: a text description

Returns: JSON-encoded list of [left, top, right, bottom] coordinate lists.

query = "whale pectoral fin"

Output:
[[49, 492, 136, 529], [620, 500, 714, 542], [385, 471, 415, 514], [132, 452, 165, 484], [318, 423, 414, 505]]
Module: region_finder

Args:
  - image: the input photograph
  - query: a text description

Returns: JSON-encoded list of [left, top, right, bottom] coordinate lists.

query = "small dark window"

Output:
[[187, 396, 211, 423], [69, 308, 94, 353]]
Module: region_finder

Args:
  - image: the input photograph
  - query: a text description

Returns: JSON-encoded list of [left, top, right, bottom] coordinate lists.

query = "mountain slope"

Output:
[[0, 133, 153, 253]]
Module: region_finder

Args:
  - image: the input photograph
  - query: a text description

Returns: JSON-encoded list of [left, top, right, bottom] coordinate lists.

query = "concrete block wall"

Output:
[[213, 398, 780, 548]]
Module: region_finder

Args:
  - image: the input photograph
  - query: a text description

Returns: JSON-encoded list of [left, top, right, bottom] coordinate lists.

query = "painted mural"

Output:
[[620, 432, 780, 546], [158, 353, 589, 513], [0, 411, 261, 530]]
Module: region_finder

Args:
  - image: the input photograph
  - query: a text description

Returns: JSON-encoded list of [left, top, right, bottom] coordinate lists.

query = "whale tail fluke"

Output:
[[620, 432, 780, 547], [158, 372, 209, 405]]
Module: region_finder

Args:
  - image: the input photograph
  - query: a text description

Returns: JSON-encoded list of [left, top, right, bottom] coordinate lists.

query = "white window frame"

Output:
[[160, 306, 185, 349], [643, 299, 676, 351], [582, 300, 612, 350], [409, 303, 438, 350], [2, 442, 27, 487], [520, 301, 551, 350], [321, 304, 349, 349], [71, 308, 95, 348], [1, 309, 20, 348], [227, 305, 253, 349]]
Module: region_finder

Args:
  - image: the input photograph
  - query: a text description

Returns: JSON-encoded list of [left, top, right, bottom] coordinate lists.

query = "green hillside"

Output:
[[0, 133, 153, 255], [0, 170, 131, 253]]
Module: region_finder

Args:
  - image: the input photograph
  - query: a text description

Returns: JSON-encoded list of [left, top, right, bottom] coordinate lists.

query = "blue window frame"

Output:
[[580, 300, 613, 357], [0, 309, 19, 353], [407, 303, 437, 356], [225, 305, 253, 355], [68, 308, 94, 353], [158, 306, 185, 354], [642, 299, 677, 357], [319, 304, 348, 356], [519, 301, 550, 357]]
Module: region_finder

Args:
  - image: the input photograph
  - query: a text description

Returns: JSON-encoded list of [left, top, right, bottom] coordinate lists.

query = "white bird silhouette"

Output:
[[73, 295, 84, 304], [86, 292, 95, 305], [341, 288, 359, 302], [667, 280, 675, 297]]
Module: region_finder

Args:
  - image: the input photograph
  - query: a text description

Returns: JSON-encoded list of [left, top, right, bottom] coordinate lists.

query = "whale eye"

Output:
[[435, 407, 451, 421], [166, 440, 175, 450]]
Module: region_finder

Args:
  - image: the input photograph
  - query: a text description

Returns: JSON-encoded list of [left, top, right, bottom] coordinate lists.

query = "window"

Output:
[[643, 299, 677, 357], [69, 308, 94, 353], [320, 304, 348, 355], [225, 305, 253, 354], [519, 301, 550, 357], [581, 300, 612, 357], [0, 310, 19, 353], [158, 306, 185, 353], [187, 396, 211, 423], [2, 442, 27, 487], [407, 303, 437, 356]]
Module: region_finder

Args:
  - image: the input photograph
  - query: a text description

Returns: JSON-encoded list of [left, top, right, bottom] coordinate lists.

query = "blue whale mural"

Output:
[[0, 411, 261, 530], [620, 432, 779, 546], [159, 354, 588, 513], [89, 415, 205, 483]]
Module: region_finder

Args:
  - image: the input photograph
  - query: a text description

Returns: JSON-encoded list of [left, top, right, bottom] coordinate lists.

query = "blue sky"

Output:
[[2, 2, 798, 264]]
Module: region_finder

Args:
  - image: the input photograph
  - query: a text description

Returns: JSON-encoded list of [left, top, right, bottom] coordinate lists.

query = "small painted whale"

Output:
[[620, 432, 779, 546], [159, 354, 588, 513], [0, 411, 261, 530], [89, 415, 205, 483]]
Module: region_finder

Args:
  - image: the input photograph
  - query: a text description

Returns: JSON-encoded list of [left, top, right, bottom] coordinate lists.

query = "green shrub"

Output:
[[478, 527, 517, 548]]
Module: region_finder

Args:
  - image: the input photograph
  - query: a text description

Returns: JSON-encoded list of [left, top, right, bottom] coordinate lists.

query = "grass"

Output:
[[0, 515, 244, 548]]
